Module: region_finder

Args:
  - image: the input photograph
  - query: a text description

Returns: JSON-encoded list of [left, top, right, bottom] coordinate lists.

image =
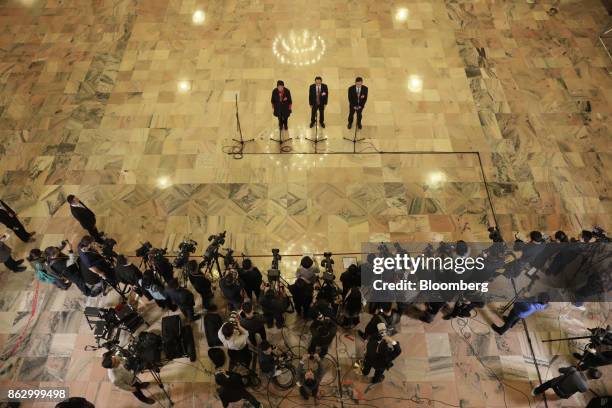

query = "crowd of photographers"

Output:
[[1, 195, 610, 406]]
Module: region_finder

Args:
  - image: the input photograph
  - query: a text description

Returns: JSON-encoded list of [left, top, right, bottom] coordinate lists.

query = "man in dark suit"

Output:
[[271, 80, 292, 130], [66, 195, 103, 243], [347, 77, 368, 129], [0, 200, 34, 243], [309, 76, 328, 128]]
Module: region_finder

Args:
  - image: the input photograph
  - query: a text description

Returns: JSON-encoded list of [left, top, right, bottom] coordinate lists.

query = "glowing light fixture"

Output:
[[427, 171, 446, 187], [395, 8, 409, 22], [272, 30, 326, 66], [157, 176, 171, 189], [177, 80, 191, 93], [407, 75, 423, 93], [192, 10, 205, 25]]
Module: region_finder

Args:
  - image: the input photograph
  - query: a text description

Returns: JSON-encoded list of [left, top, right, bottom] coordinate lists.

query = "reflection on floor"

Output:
[[0, 0, 611, 406]]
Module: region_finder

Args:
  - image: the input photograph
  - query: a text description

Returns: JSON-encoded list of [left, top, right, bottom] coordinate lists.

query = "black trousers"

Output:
[[294, 296, 312, 317], [83, 224, 103, 243], [247, 327, 267, 346], [496, 308, 522, 334], [277, 114, 288, 129], [221, 389, 260, 408], [300, 384, 319, 399], [362, 360, 385, 382], [228, 347, 253, 370], [244, 285, 260, 301], [132, 382, 152, 403], [310, 104, 325, 124], [179, 304, 195, 320], [308, 340, 330, 357], [6, 219, 31, 242], [347, 107, 363, 126], [533, 377, 560, 396], [264, 312, 284, 328], [4, 256, 22, 272]]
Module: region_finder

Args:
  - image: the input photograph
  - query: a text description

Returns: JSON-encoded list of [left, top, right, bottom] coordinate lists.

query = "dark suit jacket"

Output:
[[0, 200, 17, 227], [348, 85, 368, 109], [309, 83, 328, 106], [69, 203, 96, 230], [271, 88, 292, 117]]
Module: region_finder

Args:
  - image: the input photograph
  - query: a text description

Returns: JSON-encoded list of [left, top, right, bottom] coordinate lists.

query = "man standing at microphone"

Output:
[[271, 80, 292, 131], [309, 76, 328, 128], [347, 77, 368, 129]]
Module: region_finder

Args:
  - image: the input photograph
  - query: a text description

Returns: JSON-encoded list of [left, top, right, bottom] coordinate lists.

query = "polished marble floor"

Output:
[[0, 0, 611, 406]]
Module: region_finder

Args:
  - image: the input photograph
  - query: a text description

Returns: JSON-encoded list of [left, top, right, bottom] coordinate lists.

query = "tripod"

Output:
[[146, 369, 174, 407], [343, 111, 365, 152], [270, 114, 292, 148], [231, 94, 254, 152], [305, 109, 327, 152], [199, 251, 223, 282]]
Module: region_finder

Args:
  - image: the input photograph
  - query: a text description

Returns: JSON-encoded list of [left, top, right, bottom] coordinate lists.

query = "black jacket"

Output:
[[310, 318, 337, 347], [115, 263, 142, 286], [309, 83, 328, 106], [189, 271, 213, 298], [69, 203, 96, 230], [164, 286, 195, 307], [348, 85, 368, 108], [239, 267, 262, 291], [271, 88, 292, 117], [552, 366, 588, 398], [0, 200, 18, 227], [365, 336, 402, 369]]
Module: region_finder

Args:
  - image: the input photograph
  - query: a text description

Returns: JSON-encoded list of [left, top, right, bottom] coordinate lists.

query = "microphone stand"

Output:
[[305, 107, 327, 153], [343, 107, 365, 153], [231, 94, 254, 152], [270, 113, 292, 147]]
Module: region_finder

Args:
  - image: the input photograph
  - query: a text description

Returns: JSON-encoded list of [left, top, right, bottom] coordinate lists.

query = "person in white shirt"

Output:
[[102, 352, 155, 404], [218, 320, 252, 370]]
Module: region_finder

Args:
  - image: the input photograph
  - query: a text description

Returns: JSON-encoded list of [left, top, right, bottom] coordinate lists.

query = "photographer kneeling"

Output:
[[102, 351, 155, 405], [308, 312, 337, 357], [218, 317, 252, 370]]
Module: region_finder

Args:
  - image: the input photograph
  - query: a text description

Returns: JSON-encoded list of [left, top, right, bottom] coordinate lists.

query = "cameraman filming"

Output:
[[188, 261, 214, 310], [101, 351, 155, 405], [239, 301, 267, 346], [164, 280, 200, 321], [239, 258, 263, 302], [78, 236, 117, 291], [260, 286, 289, 329], [209, 348, 262, 408]]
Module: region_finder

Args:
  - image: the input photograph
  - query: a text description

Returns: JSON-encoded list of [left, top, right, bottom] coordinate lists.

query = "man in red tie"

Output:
[[271, 80, 292, 130], [347, 77, 368, 129], [309, 76, 328, 128]]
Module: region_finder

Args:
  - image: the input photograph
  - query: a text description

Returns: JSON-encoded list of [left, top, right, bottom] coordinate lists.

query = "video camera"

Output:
[[122, 331, 163, 373], [321, 252, 335, 281], [268, 248, 281, 282], [488, 226, 504, 243], [174, 239, 197, 268], [203, 231, 226, 260], [223, 248, 239, 270]]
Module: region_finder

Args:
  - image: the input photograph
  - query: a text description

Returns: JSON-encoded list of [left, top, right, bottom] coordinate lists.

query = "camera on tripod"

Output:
[[268, 248, 281, 282], [204, 231, 226, 260], [321, 252, 335, 281], [174, 239, 197, 268], [488, 226, 504, 242], [223, 248, 239, 270]]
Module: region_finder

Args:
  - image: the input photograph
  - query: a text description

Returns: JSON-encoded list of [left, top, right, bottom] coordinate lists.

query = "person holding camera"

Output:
[[188, 262, 214, 310], [0, 233, 26, 272], [359, 303, 397, 340], [308, 313, 337, 357], [78, 235, 116, 291], [218, 318, 252, 370], [28, 248, 70, 289], [220, 268, 245, 311], [102, 351, 155, 404], [260, 286, 289, 329], [45, 241, 91, 295], [258, 340, 282, 378], [297, 353, 323, 400], [147, 251, 174, 284], [239, 301, 267, 345], [239, 258, 262, 302], [209, 348, 262, 408], [491, 293, 549, 335], [164, 279, 200, 321], [362, 323, 402, 383], [114, 255, 143, 287]]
